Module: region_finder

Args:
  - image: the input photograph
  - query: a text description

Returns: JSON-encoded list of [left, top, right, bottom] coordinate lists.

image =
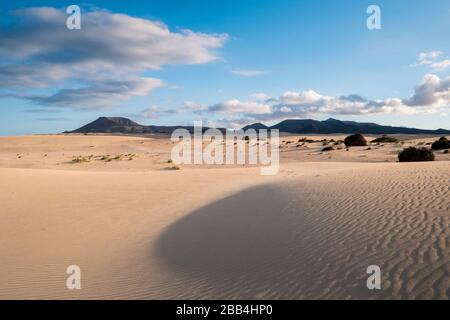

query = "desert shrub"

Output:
[[444, 150, 449, 154], [398, 147, 435, 162], [344, 133, 367, 147], [431, 137, 450, 150], [371, 135, 398, 143], [322, 146, 334, 152], [166, 165, 180, 170], [71, 155, 90, 163]]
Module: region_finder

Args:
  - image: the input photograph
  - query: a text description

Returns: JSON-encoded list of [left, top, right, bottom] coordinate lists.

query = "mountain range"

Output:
[[67, 117, 217, 134], [68, 117, 450, 135], [243, 118, 450, 135]]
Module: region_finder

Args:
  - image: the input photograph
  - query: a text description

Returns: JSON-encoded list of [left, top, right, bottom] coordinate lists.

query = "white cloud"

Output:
[[230, 69, 266, 77], [279, 90, 326, 105], [140, 105, 180, 119], [209, 99, 271, 114], [430, 59, 450, 70], [193, 74, 450, 124], [183, 101, 208, 111], [403, 74, 450, 107], [28, 78, 164, 109], [411, 51, 450, 70], [280, 106, 292, 113], [419, 51, 442, 61], [0, 8, 227, 71], [0, 7, 228, 109], [141, 106, 162, 119], [250, 92, 271, 102]]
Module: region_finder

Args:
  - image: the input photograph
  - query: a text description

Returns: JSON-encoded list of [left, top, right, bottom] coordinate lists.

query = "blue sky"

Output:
[[0, 0, 449, 135]]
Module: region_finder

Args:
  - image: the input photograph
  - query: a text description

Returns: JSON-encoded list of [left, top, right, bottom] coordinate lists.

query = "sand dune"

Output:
[[0, 135, 449, 299], [156, 162, 450, 299]]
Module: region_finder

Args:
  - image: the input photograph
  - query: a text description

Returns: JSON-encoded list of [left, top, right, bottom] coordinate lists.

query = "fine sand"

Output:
[[0, 134, 449, 299]]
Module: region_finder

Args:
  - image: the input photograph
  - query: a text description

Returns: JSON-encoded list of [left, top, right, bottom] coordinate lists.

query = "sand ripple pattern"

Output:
[[156, 163, 450, 299]]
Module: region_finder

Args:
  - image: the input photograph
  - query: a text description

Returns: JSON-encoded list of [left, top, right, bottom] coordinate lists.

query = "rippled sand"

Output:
[[0, 135, 448, 299]]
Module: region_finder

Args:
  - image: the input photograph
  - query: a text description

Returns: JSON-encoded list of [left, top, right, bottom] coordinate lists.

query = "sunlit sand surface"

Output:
[[0, 134, 449, 299]]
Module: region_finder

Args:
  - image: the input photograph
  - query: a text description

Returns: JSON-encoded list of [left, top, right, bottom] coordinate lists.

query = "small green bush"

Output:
[[344, 134, 367, 147], [431, 137, 450, 150], [371, 135, 399, 143], [71, 155, 91, 163], [398, 147, 435, 162]]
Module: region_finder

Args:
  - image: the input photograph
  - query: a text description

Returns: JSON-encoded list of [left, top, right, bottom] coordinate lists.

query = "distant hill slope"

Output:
[[69, 117, 145, 133], [242, 123, 269, 131], [68, 117, 450, 135], [68, 117, 220, 134], [260, 118, 450, 134]]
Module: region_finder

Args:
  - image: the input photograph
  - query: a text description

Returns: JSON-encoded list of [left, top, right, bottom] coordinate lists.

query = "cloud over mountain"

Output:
[[209, 99, 272, 114], [403, 74, 450, 107], [185, 74, 450, 127]]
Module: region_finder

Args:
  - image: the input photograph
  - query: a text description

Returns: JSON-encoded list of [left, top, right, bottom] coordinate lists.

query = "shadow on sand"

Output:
[[154, 182, 382, 299], [153, 183, 315, 297]]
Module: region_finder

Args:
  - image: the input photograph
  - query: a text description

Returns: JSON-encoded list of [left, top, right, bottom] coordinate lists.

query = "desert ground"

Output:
[[0, 134, 449, 299]]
